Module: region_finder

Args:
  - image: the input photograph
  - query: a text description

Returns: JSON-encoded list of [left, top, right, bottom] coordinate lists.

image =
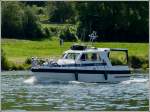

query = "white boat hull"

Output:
[[32, 72, 130, 83]]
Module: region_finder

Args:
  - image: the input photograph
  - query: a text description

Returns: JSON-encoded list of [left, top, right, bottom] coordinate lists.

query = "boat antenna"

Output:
[[88, 31, 98, 47]]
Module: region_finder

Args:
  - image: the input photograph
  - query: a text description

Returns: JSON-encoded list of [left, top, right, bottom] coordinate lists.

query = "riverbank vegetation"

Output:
[[1, 49, 31, 70], [1, 38, 148, 70], [1, 1, 149, 70]]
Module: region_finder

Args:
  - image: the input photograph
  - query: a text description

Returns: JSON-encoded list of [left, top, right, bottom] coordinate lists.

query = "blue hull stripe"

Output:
[[59, 63, 107, 67], [31, 68, 131, 74]]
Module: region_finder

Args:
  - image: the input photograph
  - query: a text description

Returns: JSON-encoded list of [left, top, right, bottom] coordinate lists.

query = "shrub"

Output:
[[17, 65, 25, 70], [59, 28, 77, 42], [129, 56, 149, 68], [141, 56, 149, 69], [10, 64, 25, 70], [25, 57, 31, 64], [38, 8, 44, 15], [23, 63, 31, 69], [142, 63, 148, 70], [1, 49, 10, 70], [44, 27, 51, 37], [129, 56, 142, 68], [49, 27, 58, 36], [10, 63, 18, 70], [24, 57, 32, 69]]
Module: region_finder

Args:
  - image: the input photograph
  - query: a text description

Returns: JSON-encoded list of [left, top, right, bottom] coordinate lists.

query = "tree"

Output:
[[75, 1, 149, 42], [2, 1, 46, 39], [47, 1, 76, 23], [2, 2, 24, 38], [23, 6, 44, 38], [23, 1, 47, 7]]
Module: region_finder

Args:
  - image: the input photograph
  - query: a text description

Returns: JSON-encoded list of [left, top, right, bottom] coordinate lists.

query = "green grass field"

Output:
[[1, 38, 149, 64]]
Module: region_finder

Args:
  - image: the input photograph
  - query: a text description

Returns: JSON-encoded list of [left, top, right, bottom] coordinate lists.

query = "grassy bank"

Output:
[[1, 38, 149, 70]]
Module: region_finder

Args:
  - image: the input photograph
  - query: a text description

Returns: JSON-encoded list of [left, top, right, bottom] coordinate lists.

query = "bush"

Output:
[[59, 28, 77, 42], [49, 27, 58, 36], [25, 57, 31, 64], [142, 63, 148, 70], [1, 51, 32, 70], [23, 63, 31, 69], [10, 63, 18, 70], [10, 63, 25, 70], [141, 56, 149, 69], [44, 27, 51, 37], [129, 56, 142, 68], [129, 56, 148, 68], [24, 57, 32, 69], [38, 8, 44, 15], [1, 49, 10, 70]]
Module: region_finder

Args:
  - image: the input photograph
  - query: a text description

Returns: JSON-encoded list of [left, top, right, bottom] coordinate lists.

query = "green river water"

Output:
[[1, 71, 149, 111]]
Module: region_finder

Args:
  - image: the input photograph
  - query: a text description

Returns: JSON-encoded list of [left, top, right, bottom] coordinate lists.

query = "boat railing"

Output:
[[31, 57, 58, 67]]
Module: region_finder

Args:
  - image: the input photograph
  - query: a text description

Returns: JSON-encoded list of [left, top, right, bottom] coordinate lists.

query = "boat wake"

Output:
[[23, 76, 88, 85], [24, 76, 37, 85], [24, 76, 148, 85], [69, 81, 85, 84], [121, 78, 148, 84], [24, 76, 70, 85]]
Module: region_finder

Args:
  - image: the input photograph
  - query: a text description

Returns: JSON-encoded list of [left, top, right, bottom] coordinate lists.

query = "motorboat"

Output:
[[31, 44, 131, 83]]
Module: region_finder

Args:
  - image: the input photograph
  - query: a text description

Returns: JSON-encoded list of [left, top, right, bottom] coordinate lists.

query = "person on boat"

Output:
[[91, 53, 97, 61], [80, 54, 87, 61], [89, 31, 97, 42], [31, 57, 38, 67], [59, 38, 64, 46]]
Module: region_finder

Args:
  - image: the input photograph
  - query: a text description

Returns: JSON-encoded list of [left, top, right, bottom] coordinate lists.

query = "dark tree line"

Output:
[[2, 2, 47, 39], [47, 2, 76, 23], [23, 1, 47, 7], [1, 1, 149, 42], [76, 2, 149, 42]]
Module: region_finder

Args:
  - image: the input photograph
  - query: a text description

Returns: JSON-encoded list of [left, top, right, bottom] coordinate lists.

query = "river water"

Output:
[[1, 71, 149, 111]]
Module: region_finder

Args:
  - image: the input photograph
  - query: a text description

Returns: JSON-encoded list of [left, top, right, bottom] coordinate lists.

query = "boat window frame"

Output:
[[79, 51, 101, 62], [63, 52, 80, 60], [108, 49, 129, 66]]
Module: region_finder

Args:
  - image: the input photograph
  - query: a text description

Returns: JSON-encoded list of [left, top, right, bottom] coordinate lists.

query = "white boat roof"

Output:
[[65, 48, 110, 53], [65, 48, 128, 53]]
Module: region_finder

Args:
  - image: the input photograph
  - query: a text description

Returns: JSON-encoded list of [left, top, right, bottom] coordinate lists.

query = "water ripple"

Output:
[[1, 71, 149, 111]]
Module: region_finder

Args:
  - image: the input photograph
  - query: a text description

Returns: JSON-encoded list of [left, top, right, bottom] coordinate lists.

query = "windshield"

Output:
[[64, 53, 80, 60]]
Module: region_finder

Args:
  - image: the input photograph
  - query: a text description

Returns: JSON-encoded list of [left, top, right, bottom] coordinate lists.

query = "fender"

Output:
[[104, 73, 108, 80], [74, 72, 78, 80]]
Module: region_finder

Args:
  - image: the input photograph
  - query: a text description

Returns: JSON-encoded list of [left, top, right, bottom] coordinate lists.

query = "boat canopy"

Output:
[[110, 48, 128, 51]]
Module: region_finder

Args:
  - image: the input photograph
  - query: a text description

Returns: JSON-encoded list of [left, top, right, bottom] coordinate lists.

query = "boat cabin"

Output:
[[57, 44, 129, 67]]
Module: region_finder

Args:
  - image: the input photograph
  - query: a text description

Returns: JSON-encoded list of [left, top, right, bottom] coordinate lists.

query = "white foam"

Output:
[[69, 81, 85, 84], [24, 76, 37, 84], [121, 78, 148, 84]]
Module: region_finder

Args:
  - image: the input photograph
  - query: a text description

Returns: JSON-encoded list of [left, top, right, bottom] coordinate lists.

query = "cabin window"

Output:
[[109, 51, 128, 66], [80, 53, 100, 61], [65, 53, 80, 60]]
